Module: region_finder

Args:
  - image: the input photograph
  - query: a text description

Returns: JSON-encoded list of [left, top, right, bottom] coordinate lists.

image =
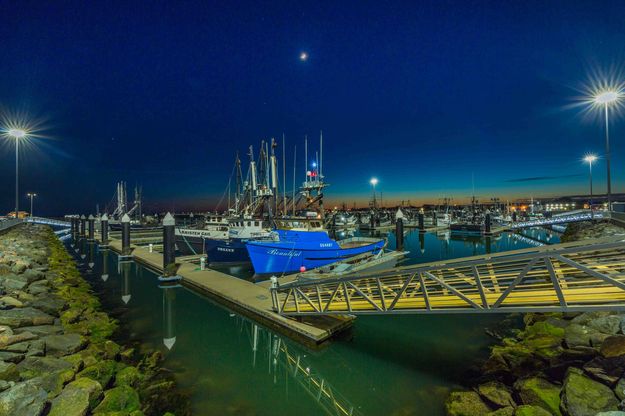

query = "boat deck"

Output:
[[105, 239, 353, 347]]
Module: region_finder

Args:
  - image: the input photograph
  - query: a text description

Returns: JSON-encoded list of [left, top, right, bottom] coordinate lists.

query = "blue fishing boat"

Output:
[[246, 229, 386, 275]]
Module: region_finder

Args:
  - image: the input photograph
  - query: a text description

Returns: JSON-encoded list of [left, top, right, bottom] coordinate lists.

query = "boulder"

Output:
[[0, 331, 37, 348], [43, 334, 87, 357], [477, 381, 516, 408], [0, 379, 47, 416], [0, 307, 55, 327], [583, 355, 625, 386], [92, 384, 140, 414], [31, 296, 67, 317], [6, 339, 45, 356], [0, 351, 24, 363], [28, 369, 76, 398], [48, 377, 103, 416], [0, 297, 23, 308], [0, 276, 28, 291], [18, 356, 73, 380], [614, 377, 625, 401], [561, 368, 619, 416], [103, 340, 121, 360], [115, 366, 143, 388], [514, 405, 552, 416], [77, 360, 117, 388], [0, 361, 19, 381], [513, 377, 561, 416], [587, 315, 622, 335], [445, 390, 492, 416], [14, 324, 63, 337], [601, 335, 625, 358], [564, 324, 592, 348]]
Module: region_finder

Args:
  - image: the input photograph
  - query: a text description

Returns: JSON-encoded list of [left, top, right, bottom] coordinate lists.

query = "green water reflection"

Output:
[[72, 227, 559, 416]]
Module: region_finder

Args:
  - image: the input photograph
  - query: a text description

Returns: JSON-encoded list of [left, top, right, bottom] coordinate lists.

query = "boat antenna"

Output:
[[292, 145, 297, 216], [282, 133, 286, 216], [304, 135, 308, 185], [320, 130, 323, 179]]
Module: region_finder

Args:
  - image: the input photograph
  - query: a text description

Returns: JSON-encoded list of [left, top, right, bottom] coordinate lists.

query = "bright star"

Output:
[[299, 51, 308, 61]]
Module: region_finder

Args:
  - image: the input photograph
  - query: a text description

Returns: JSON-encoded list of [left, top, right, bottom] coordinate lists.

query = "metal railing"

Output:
[[508, 210, 608, 230], [0, 218, 22, 232], [25, 216, 71, 227], [270, 237, 625, 316]]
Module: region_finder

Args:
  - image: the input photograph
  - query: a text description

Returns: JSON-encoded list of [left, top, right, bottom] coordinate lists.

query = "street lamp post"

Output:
[[584, 155, 597, 208], [8, 129, 26, 217], [594, 91, 619, 211], [370, 178, 378, 209], [27, 193, 37, 217]]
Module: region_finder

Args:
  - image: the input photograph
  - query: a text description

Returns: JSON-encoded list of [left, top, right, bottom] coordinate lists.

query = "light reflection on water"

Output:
[[72, 227, 559, 416]]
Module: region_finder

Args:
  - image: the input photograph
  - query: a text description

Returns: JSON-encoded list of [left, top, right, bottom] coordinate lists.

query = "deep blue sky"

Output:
[[1, 0, 624, 215]]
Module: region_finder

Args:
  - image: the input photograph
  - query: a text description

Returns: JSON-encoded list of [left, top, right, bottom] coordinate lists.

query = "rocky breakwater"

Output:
[[445, 221, 625, 416], [0, 224, 188, 416]]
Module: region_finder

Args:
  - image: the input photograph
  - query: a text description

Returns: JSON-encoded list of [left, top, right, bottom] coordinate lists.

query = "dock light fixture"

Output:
[[583, 154, 598, 208], [370, 178, 379, 209], [5, 128, 29, 217], [592, 89, 620, 211], [27, 193, 37, 217]]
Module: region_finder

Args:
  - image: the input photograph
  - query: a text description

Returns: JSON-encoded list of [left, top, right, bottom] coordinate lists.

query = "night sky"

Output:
[[1, 0, 625, 215]]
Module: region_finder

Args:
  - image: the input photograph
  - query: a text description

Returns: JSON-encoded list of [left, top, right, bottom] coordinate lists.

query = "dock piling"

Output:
[[161, 212, 177, 279], [80, 215, 86, 237], [121, 214, 131, 257], [484, 211, 492, 234], [100, 214, 109, 246], [395, 218, 404, 251], [88, 215, 95, 241], [418, 211, 425, 233]]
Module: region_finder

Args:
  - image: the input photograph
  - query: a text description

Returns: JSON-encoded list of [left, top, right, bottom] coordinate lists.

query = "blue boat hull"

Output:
[[246, 239, 385, 275], [204, 238, 250, 264]]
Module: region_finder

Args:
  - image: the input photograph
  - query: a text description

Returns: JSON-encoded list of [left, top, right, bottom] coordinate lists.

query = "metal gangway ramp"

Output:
[[270, 237, 625, 316], [507, 210, 608, 230]]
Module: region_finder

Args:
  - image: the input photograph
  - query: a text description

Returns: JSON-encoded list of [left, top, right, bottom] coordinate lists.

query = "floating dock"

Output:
[[102, 237, 353, 348]]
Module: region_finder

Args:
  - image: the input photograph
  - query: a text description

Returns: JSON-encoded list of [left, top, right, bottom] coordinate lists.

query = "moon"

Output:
[[299, 51, 308, 61]]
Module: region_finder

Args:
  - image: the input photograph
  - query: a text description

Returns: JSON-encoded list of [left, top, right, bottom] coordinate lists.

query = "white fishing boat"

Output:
[[295, 248, 408, 282], [175, 214, 229, 255]]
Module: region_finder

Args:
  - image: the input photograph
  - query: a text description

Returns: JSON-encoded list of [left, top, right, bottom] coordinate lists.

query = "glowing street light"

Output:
[[593, 89, 620, 210], [6, 128, 28, 217], [370, 177, 379, 208], [583, 154, 598, 208], [27, 193, 37, 217]]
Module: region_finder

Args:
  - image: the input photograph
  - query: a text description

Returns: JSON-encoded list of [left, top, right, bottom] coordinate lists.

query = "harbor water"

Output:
[[73, 227, 559, 416]]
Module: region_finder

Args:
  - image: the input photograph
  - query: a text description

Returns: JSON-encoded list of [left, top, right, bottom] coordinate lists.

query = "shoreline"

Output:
[[0, 224, 189, 415], [445, 221, 625, 416]]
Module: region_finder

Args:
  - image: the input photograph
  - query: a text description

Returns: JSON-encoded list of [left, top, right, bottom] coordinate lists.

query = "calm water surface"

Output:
[[72, 227, 560, 416]]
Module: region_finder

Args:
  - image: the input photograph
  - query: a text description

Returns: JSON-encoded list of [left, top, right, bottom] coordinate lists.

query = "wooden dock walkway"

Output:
[[104, 239, 353, 347]]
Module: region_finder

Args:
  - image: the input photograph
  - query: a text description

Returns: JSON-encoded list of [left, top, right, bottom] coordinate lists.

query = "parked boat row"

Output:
[[170, 136, 393, 277]]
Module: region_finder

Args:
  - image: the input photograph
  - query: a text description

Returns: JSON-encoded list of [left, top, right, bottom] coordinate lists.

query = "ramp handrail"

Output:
[[270, 238, 625, 316]]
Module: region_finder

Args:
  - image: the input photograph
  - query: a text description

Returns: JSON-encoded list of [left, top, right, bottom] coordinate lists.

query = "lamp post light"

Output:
[[370, 177, 379, 209], [583, 155, 597, 209], [594, 91, 620, 211], [27, 193, 37, 218], [7, 129, 27, 217]]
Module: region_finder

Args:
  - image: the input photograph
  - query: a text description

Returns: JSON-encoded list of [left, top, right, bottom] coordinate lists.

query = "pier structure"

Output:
[[269, 237, 625, 316], [87, 216, 352, 347]]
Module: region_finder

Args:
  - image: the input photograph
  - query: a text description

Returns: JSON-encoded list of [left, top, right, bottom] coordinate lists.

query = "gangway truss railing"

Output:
[[508, 210, 607, 230], [270, 237, 625, 316]]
